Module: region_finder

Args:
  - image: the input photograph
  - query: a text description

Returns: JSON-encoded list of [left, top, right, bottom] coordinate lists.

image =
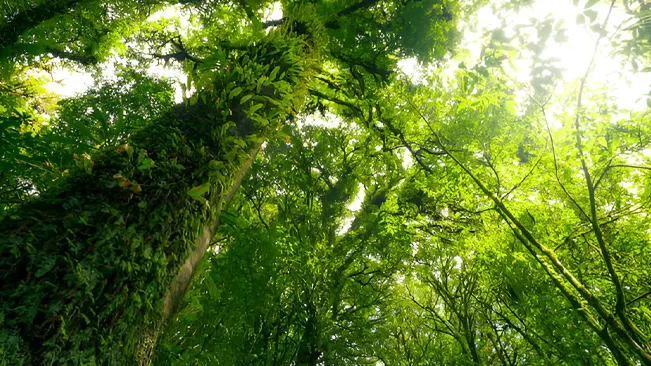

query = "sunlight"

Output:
[[348, 183, 366, 212], [45, 3, 287, 102], [7, 0, 651, 362], [337, 183, 366, 235], [263, 2, 283, 22], [42, 68, 94, 98], [146, 4, 183, 22], [45, 0, 648, 113], [300, 111, 343, 129], [457, 0, 650, 111], [397, 57, 424, 82]]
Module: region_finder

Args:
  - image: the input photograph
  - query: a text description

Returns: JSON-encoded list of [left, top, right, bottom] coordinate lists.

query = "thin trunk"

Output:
[[384, 103, 647, 363], [426, 131, 651, 363], [297, 302, 321, 366]]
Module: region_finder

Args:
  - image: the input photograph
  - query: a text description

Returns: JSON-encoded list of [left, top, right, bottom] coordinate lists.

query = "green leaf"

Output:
[[229, 87, 243, 99], [256, 76, 267, 93], [240, 94, 253, 105], [138, 158, 155, 171], [584, 0, 598, 8], [35, 256, 56, 278], [68, 119, 100, 144], [584, 9, 597, 23], [269, 66, 280, 81], [249, 104, 264, 114], [505, 100, 516, 115], [187, 182, 211, 198]]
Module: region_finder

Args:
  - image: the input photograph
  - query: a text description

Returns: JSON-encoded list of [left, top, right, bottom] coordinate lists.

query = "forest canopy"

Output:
[[1, 0, 650, 364]]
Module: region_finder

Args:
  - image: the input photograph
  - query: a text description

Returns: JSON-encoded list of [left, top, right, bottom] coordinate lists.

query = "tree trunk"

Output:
[[0, 17, 320, 364]]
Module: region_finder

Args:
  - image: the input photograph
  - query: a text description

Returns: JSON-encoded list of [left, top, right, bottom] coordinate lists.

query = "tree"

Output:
[[0, 9, 325, 363], [154, 123, 409, 365], [0, 0, 459, 363], [2, 0, 650, 365]]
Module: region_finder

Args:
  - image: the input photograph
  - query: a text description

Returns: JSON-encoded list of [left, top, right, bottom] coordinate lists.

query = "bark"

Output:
[[161, 146, 259, 318], [137, 146, 261, 365], [297, 302, 321, 366], [0, 101, 250, 364], [0, 19, 319, 363]]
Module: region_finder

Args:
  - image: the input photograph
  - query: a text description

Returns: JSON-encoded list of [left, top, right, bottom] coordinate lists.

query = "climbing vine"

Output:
[[0, 6, 324, 364]]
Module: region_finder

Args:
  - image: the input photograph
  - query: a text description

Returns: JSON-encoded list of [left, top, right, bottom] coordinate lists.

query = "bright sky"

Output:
[[42, 0, 648, 187], [44, 2, 283, 102], [399, 0, 650, 111], [45, 0, 649, 112], [41, 0, 649, 233]]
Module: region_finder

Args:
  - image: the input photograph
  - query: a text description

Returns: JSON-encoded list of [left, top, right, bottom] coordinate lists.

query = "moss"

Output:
[[0, 14, 321, 363]]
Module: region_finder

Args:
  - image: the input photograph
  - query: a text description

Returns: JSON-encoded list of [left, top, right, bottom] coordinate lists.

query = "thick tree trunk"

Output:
[[0, 17, 320, 363], [0, 101, 255, 364]]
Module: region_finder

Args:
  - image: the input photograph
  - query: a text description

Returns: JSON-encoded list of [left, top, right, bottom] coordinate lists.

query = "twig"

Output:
[[594, 164, 651, 189], [573, 0, 631, 326], [534, 99, 590, 221], [501, 143, 545, 200], [627, 291, 651, 306]]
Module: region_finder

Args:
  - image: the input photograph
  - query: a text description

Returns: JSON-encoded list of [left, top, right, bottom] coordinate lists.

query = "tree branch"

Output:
[[627, 291, 651, 306], [404, 95, 651, 362], [45, 46, 97, 65], [0, 0, 83, 48], [571, 3, 647, 349], [594, 164, 651, 190], [151, 36, 203, 64], [536, 102, 590, 221]]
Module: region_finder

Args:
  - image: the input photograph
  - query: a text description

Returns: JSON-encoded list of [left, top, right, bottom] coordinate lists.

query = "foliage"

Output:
[[1, 0, 650, 365], [0, 70, 174, 217], [0, 10, 322, 363], [154, 123, 410, 365]]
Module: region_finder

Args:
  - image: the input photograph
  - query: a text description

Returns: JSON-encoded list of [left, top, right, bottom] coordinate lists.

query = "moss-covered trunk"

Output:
[[0, 14, 322, 364]]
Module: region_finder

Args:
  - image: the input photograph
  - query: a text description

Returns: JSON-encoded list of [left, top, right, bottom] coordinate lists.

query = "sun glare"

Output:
[[45, 0, 649, 114]]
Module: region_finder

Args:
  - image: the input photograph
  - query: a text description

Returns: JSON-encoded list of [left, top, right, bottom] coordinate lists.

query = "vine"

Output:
[[0, 6, 324, 364]]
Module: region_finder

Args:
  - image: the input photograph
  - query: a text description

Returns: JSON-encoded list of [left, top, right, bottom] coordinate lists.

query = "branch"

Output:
[[0, 0, 83, 48], [262, 18, 285, 28], [309, 89, 364, 117], [418, 146, 446, 156], [382, 117, 432, 173], [627, 291, 651, 306], [337, 0, 380, 17], [314, 75, 341, 91], [572, 1, 637, 339], [332, 51, 392, 82], [594, 164, 651, 190], [263, 0, 384, 29], [403, 96, 651, 360], [45, 46, 97, 65], [536, 101, 590, 221], [151, 36, 203, 64], [245, 191, 270, 231], [501, 145, 544, 200], [484, 152, 502, 195]]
